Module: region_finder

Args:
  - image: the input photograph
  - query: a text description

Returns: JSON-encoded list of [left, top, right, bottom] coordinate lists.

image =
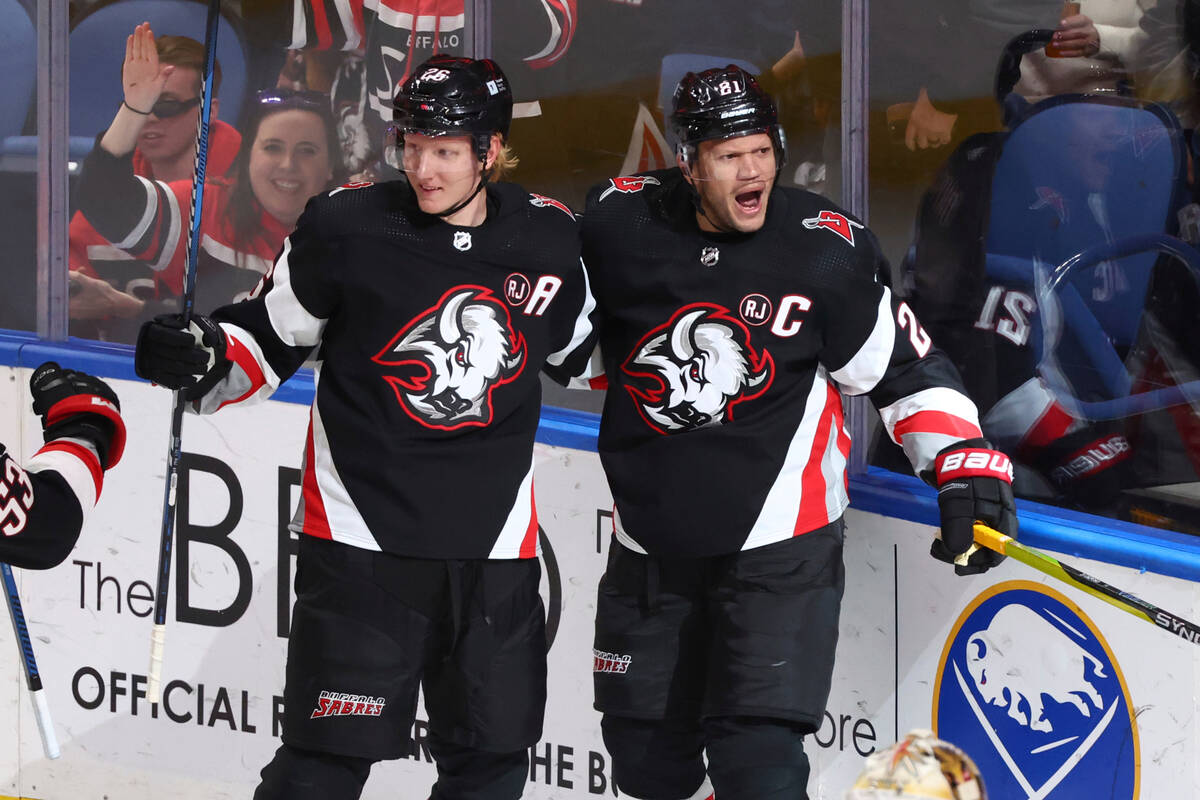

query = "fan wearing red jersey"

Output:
[[556, 65, 1018, 800], [0, 363, 125, 570], [135, 55, 596, 800]]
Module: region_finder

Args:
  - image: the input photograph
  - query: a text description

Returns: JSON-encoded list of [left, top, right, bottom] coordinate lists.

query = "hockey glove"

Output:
[[930, 438, 1018, 576], [135, 313, 231, 401], [1031, 425, 1132, 511], [30, 361, 126, 469]]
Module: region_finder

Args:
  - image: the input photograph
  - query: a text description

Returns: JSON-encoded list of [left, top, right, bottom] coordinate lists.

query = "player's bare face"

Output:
[[689, 133, 776, 234], [402, 133, 485, 218], [249, 109, 334, 228]]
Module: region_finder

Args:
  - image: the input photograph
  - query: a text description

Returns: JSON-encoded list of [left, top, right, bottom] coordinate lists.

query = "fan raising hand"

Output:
[[122, 22, 175, 116]]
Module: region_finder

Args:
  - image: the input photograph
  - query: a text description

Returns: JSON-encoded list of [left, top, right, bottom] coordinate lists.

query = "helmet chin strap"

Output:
[[681, 164, 735, 234], [433, 152, 492, 219]]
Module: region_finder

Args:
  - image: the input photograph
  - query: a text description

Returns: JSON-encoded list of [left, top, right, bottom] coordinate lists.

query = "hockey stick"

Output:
[[969, 522, 1200, 646], [148, 0, 221, 704], [2, 563, 60, 759]]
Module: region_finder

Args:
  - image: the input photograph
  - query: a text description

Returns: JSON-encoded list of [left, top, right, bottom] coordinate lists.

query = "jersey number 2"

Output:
[[897, 302, 932, 357]]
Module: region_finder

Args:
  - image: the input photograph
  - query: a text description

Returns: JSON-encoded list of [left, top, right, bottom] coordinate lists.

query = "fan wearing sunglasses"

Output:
[[76, 22, 344, 324], [68, 29, 242, 339]]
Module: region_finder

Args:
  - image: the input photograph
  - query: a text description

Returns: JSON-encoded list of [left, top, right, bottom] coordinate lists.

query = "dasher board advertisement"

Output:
[[0, 369, 1195, 798]]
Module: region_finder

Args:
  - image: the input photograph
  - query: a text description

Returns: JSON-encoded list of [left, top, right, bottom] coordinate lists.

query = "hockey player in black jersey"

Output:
[[557, 66, 1020, 800], [0, 362, 125, 570], [134, 55, 595, 800]]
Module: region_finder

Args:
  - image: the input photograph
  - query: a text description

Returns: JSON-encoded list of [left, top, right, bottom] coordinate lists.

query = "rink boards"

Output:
[[0, 364, 1197, 799]]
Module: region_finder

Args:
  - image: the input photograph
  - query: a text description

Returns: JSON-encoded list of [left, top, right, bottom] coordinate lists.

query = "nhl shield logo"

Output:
[[452, 231, 473, 251], [934, 581, 1139, 799], [700, 246, 720, 267]]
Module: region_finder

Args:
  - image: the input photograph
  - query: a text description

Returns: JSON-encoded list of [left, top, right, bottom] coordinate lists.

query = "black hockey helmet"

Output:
[[669, 64, 786, 171], [392, 54, 513, 163]]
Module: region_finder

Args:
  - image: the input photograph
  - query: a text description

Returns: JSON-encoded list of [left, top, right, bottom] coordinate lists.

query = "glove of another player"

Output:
[[1032, 425, 1131, 511], [930, 438, 1018, 576], [135, 313, 231, 401], [30, 361, 126, 469]]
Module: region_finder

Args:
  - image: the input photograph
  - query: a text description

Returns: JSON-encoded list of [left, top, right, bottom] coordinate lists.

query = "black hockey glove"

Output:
[[1032, 425, 1132, 512], [30, 361, 126, 469], [929, 438, 1018, 576], [135, 313, 231, 401]]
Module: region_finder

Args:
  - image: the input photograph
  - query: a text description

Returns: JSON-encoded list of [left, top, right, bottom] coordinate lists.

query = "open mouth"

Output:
[[271, 179, 302, 193], [735, 189, 763, 214]]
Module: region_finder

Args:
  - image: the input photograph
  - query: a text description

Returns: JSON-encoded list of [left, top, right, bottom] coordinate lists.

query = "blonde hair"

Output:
[[489, 141, 519, 180]]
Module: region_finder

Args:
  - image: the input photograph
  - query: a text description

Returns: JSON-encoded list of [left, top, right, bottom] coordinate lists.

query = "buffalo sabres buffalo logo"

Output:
[[373, 286, 526, 430], [622, 304, 774, 434]]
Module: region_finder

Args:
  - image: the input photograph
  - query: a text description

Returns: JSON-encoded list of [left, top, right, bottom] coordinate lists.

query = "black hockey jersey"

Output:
[[198, 180, 595, 559], [569, 170, 982, 557], [0, 440, 105, 570]]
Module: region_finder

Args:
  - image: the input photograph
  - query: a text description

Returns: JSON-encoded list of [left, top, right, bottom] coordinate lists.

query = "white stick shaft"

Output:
[[148, 623, 166, 703], [30, 687, 59, 759]]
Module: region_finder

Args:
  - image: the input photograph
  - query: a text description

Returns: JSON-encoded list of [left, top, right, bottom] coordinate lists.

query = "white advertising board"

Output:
[[0, 369, 1196, 798]]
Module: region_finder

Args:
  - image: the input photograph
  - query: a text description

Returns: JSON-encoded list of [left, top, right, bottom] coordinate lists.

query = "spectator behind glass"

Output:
[[69, 32, 241, 340], [1132, 0, 1200, 126], [75, 23, 343, 334], [1013, 0, 1156, 103]]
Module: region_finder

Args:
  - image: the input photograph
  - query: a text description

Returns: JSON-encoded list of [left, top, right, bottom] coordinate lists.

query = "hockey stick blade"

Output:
[[972, 522, 1200, 646], [3, 563, 60, 758], [149, 0, 221, 704]]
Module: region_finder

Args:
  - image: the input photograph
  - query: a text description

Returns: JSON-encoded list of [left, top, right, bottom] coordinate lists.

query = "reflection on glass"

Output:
[[871, 3, 1200, 535], [0, 0, 37, 332]]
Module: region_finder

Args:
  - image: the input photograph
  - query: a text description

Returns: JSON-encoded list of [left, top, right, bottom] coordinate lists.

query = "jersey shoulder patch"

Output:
[[597, 174, 662, 203], [528, 192, 576, 220], [327, 180, 375, 197], [801, 208, 866, 247]]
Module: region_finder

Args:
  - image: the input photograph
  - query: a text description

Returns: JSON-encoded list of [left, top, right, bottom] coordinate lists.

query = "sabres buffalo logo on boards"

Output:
[[933, 581, 1139, 799], [598, 174, 662, 203], [621, 303, 774, 434], [373, 285, 526, 430]]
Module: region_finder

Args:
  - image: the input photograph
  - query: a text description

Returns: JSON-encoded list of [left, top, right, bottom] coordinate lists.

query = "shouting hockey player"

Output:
[[560, 65, 1019, 800], [134, 55, 595, 800], [0, 362, 125, 569]]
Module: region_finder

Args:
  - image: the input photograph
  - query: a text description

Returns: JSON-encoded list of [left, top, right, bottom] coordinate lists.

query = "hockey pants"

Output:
[[254, 737, 528, 799], [602, 714, 811, 800]]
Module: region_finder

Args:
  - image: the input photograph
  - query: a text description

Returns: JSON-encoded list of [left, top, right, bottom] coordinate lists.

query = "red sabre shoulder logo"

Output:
[[802, 209, 865, 246], [621, 303, 774, 434], [373, 285, 526, 431], [529, 193, 575, 219], [327, 180, 374, 197], [310, 690, 386, 719], [598, 175, 662, 203], [1030, 186, 1069, 224]]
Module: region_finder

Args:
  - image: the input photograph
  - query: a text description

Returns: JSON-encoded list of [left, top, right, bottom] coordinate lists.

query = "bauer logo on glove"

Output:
[[929, 438, 1018, 576], [935, 449, 1013, 482]]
